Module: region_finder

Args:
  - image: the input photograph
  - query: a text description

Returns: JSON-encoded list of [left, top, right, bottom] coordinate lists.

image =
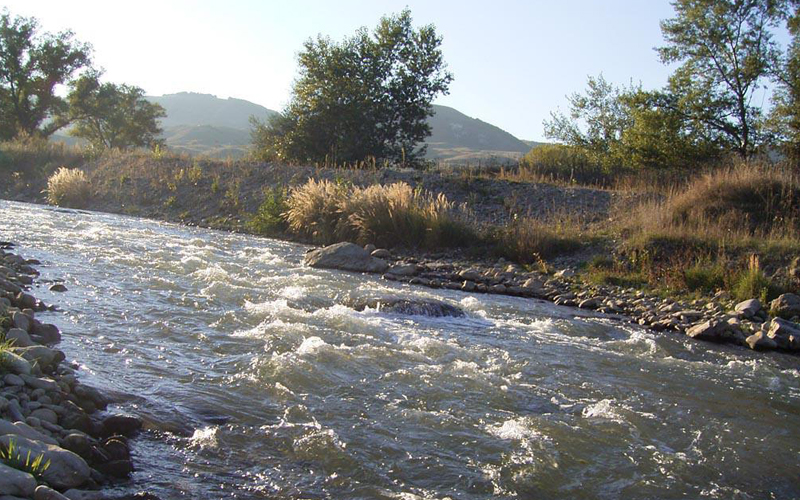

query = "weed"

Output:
[[247, 185, 289, 236], [0, 438, 51, 479]]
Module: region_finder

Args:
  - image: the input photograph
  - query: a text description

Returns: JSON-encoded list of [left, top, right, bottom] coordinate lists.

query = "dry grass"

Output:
[[285, 179, 475, 248], [616, 160, 800, 297], [46, 167, 92, 208], [492, 215, 584, 262]]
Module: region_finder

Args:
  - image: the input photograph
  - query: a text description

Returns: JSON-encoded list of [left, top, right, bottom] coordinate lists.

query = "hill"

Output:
[[144, 92, 532, 162]]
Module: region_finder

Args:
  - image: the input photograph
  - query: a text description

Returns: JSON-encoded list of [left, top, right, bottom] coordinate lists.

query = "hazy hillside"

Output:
[[146, 92, 532, 162], [148, 92, 278, 129]]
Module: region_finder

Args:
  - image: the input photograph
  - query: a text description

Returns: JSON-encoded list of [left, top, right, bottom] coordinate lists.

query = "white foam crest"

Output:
[[582, 399, 626, 424], [488, 418, 547, 443], [193, 264, 230, 283], [189, 426, 218, 449], [280, 286, 306, 300], [296, 336, 329, 356], [179, 255, 206, 273]]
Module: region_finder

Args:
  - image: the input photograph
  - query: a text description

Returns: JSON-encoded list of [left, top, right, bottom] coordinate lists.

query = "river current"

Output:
[[1, 200, 799, 499]]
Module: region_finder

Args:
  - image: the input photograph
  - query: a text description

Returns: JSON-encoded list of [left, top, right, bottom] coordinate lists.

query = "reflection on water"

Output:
[[1, 200, 799, 499]]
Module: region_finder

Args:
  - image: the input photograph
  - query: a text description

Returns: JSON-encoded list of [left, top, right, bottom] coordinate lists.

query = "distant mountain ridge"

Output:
[[145, 92, 532, 162]]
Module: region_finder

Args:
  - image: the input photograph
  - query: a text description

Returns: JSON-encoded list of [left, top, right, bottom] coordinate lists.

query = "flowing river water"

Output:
[[1, 200, 799, 499]]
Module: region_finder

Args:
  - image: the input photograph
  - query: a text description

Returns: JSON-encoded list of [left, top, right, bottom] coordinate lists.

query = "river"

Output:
[[1, 200, 799, 499]]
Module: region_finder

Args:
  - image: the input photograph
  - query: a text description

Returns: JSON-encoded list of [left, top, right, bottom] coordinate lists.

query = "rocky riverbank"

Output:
[[306, 242, 800, 355], [0, 243, 157, 500]]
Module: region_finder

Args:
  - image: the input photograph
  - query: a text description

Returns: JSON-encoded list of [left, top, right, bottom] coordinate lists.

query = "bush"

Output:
[[246, 185, 288, 236], [285, 179, 350, 244], [517, 143, 615, 185], [46, 167, 92, 208], [284, 179, 474, 248]]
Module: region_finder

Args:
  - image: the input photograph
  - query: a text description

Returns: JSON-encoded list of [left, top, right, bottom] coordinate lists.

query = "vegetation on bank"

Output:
[[3, 138, 797, 306]]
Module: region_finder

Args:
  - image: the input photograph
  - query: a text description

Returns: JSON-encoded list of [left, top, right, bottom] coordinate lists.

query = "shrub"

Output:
[[732, 255, 782, 302], [247, 185, 289, 236], [343, 183, 475, 248], [285, 179, 475, 248], [518, 144, 607, 185], [46, 167, 92, 208], [285, 179, 349, 244]]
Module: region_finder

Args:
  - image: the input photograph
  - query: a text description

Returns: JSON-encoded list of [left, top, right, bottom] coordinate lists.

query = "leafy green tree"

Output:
[[543, 75, 634, 168], [0, 10, 91, 139], [544, 75, 720, 170], [252, 9, 452, 165], [66, 73, 165, 150], [769, 2, 800, 160], [658, 0, 788, 158]]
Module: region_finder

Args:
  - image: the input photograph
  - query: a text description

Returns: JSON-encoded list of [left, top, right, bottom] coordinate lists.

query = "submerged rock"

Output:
[[348, 297, 466, 318], [305, 242, 389, 273]]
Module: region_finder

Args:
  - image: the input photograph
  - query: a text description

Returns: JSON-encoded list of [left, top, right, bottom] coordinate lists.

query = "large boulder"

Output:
[[767, 317, 800, 351], [305, 242, 388, 274], [0, 462, 36, 497], [770, 293, 800, 320], [348, 297, 466, 318], [0, 435, 91, 491]]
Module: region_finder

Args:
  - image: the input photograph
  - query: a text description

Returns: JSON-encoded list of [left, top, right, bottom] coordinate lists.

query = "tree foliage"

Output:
[[252, 9, 452, 165], [769, 2, 800, 160], [66, 73, 165, 150], [0, 10, 91, 139], [658, 0, 787, 158], [543, 75, 719, 170]]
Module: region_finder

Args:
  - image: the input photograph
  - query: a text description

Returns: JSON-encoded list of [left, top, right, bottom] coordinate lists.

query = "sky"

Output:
[[0, 0, 733, 141]]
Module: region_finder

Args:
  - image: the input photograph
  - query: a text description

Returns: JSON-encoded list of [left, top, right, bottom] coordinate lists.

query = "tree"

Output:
[[768, 2, 800, 160], [543, 75, 634, 168], [544, 75, 720, 170], [252, 9, 452, 165], [0, 10, 91, 139], [66, 73, 166, 150], [658, 0, 787, 158]]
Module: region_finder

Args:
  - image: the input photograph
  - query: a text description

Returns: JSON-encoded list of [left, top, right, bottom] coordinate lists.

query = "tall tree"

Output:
[[252, 9, 452, 165], [0, 10, 91, 139], [769, 1, 800, 160], [66, 73, 166, 150], [658, 0, 787, 158]]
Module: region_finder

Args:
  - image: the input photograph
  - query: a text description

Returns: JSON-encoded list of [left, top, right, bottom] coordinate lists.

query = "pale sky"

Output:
[[0, 0, 750, 141]]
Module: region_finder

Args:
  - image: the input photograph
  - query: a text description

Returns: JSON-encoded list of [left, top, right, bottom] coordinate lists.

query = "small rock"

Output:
[[11, 311, 31, 332], [686, 320, 726, 341], [555, 269, 575, 278], [578, 298, 598, 309], [770, 293, 800, 319], [4, 373, 25, 386], [746, 331, 778, 351], [49, 284, 68, 293], [459, 268, 482, 281], [0, 419, 60, 445], [31, 407, 59, 425], [31, 323, 61, 344], [5, 328, 35, 347], [102, 414, 143, 437], [363, 244, 376, 253], [0, 350, 32, 375], [370, 248, 391, 259], [0, 435, 92, 490], [0, 462, 36, 498], [735, 298, 762, 318], [35, 485, 71, 500], [386, 263, 418, 276], [94, 459, 134, 478]]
